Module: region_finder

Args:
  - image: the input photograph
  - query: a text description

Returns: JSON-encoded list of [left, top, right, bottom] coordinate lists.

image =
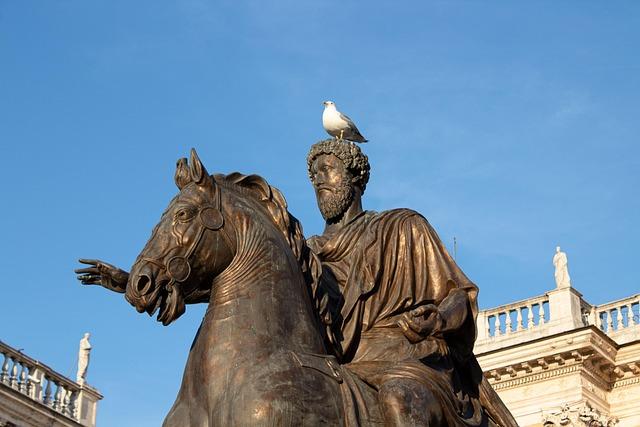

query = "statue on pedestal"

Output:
[[76, 332, 91, 385], [75, 145, 516, 426], [553, 246, 571, 288]]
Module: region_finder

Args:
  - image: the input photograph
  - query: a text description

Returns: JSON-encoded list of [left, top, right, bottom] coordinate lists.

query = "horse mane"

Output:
[[213, 173, 322, 293], [214, 173, 301, 256], [208, 171, 332, 347]]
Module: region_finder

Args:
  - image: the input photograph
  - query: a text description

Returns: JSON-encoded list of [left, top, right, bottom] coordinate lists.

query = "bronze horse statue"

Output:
[[102, 149, 381, 425], [77, 149, 516, 426]]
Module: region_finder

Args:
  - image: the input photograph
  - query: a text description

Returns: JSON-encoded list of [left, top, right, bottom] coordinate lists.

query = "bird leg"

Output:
[[339, 130, 344, 141]]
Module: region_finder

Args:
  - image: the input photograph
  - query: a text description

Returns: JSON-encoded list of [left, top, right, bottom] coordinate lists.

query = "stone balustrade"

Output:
[[591, 294, 640, 343], [588, 294, 640, 344], [476, 284, 640, 352], [479, 294, 550, 339], [0, 340, 101, 427]]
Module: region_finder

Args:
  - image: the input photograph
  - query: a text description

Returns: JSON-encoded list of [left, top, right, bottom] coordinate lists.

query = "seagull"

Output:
[[322, 101, 368, 143]]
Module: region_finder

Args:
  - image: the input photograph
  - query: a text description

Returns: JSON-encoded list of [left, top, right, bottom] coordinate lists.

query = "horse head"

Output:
[[125, 149, 235, 325]]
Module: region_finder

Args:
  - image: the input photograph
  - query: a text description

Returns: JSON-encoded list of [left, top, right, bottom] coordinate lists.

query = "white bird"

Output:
[[322, 101, 368, 143]]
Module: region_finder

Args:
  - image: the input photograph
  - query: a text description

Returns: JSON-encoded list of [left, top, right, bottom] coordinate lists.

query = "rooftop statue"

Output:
[[76, 332, 91, 385], [76, 145, 516, 426], [553, 246, 572, 289]]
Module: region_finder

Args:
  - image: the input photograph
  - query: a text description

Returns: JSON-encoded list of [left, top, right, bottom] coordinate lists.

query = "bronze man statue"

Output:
[[75, 145, 517, 426], [306, 139, 517, 427]]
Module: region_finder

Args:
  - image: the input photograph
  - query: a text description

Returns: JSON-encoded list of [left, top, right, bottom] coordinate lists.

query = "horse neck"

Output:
[[205, 206, 326, 355]]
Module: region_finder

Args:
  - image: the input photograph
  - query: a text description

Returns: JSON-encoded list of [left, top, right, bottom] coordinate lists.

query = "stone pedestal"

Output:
[[546, 286, 588, 335], [75, 385, 101, 427]]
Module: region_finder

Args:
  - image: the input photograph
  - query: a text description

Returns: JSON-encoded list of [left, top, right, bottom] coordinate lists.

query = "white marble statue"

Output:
[[76, 332, 91, 385], [553, 246, 571, 288]]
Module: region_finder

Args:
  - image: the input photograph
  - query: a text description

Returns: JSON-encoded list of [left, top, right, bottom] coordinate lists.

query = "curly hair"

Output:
[[307, 139, 371, 194]]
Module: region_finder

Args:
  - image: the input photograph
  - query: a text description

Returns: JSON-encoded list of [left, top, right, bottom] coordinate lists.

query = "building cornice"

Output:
[[479, 327, 640, 393]]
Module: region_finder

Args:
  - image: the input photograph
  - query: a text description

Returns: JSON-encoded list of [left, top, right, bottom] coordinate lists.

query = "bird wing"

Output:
[[339, 111, 368, 142], [350, 128, 368, 143], [338, 111, 357, 128]]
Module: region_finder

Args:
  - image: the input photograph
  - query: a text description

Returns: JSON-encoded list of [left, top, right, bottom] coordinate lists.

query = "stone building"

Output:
[[475, 251, 639, 426], [0, 340, 101, 427]]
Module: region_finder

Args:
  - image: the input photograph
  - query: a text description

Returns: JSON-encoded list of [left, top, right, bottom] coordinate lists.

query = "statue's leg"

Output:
[[378, 377, 444, 427]]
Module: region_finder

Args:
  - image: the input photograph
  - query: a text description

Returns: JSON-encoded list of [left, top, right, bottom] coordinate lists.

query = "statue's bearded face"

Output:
[[311, 154, 354, 221]]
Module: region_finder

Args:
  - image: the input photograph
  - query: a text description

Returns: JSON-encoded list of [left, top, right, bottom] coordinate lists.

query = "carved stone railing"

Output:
[[591, 294, 640, 341], [0, 340, 99, 426], [476, 294, 550, 344], [476, 284, 640, 353]]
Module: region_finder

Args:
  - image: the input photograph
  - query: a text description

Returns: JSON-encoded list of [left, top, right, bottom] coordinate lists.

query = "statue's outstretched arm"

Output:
[[75, 259, 129, 294]]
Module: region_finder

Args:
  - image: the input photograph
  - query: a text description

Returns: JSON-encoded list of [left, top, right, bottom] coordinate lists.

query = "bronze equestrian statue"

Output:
[[76, 146, 517, 426]]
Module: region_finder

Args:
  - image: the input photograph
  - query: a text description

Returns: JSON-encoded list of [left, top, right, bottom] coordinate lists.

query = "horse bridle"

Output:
[[140, 186, 230, 290]]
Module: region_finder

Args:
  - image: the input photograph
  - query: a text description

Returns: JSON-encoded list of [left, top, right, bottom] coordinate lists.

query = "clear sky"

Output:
[[1, 2, 638, 426]]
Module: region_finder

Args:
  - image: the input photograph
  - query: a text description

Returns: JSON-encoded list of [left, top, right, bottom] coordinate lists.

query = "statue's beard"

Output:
[[317, 181, 354, 221]]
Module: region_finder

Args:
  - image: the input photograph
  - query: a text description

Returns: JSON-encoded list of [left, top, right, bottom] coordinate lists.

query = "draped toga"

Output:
[[308, 209, 517, 427]]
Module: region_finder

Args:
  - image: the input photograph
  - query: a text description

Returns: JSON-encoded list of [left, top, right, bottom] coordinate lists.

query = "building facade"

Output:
[[475, 275, 639, 426], [0, 340, 101, 427]]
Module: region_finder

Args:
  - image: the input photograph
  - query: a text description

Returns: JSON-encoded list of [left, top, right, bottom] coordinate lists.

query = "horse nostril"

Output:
[[136, 274, 152, 295]]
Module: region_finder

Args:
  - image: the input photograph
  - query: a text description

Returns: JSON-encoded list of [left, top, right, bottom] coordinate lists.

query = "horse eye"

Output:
[[175, 208, 194, 222]]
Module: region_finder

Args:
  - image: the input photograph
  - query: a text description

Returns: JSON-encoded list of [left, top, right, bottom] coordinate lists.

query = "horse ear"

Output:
[[175, 157, 191, 189], [189, 148, 210, 185]]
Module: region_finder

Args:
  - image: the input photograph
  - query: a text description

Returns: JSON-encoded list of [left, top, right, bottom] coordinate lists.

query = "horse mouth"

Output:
[[142, 280, 183, 326], [145, 283, 166, 316], [127, 276, 186, 326], [152, 282, 187, 326], [156, 281, 184, 326]]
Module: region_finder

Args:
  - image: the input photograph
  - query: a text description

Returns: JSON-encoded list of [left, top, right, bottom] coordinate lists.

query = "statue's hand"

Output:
[[397, 304, 444, 344], [75, 259, 129, 294]]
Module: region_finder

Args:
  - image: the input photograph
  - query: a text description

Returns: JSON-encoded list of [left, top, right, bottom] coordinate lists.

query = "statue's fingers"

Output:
[[411, 304, 437, 317], [77, 274, 101, 284], [397, 317, 410, 334], [78, 259, 100, 266], [411, 306, 428, 317], [397, 318, 424, 344], [74, 267, 100, 275], [407, 315, 435, 335], [400, 312, 422, 333]]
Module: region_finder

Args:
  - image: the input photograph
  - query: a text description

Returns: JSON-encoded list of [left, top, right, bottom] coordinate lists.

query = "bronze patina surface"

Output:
[[76, 145, 517, 426]]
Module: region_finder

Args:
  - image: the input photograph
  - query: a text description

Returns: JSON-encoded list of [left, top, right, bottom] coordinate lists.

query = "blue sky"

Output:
[[1, 2, 638, 426]]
